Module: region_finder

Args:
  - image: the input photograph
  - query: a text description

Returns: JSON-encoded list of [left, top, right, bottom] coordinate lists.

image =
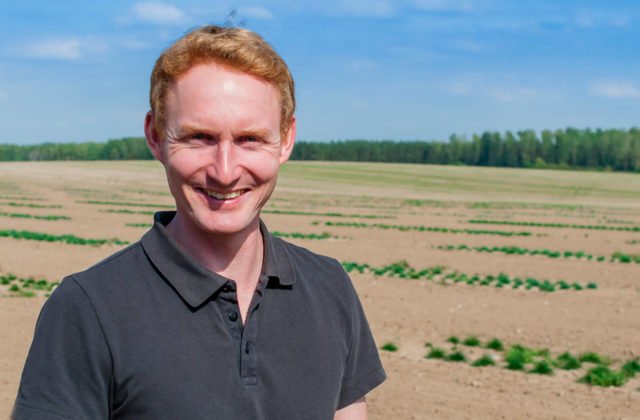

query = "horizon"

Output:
[[1, 1, 639, 145]]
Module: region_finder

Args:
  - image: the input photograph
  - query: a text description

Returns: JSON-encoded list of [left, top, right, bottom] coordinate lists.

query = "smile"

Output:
[[201, 188, 247, 200]]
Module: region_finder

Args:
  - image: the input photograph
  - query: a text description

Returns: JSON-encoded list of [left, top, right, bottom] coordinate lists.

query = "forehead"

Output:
[[165, 63, 281, 127]]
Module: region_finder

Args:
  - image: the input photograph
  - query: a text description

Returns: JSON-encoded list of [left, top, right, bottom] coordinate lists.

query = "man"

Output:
[[13, 25, 385, 419]]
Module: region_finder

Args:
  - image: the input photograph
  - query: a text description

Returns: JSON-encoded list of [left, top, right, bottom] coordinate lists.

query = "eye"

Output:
[[236, 135, 261, 144], [190, 132, 213, 141]]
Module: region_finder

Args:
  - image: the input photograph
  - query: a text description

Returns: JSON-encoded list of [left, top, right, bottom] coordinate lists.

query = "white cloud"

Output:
[[237, 6, 274, 20], [484, 86, 538, 103], [128, 2, 186, 25], [591, 82, 640, 99], [447, 74, 545, 103], [19, 38, 82, 60]]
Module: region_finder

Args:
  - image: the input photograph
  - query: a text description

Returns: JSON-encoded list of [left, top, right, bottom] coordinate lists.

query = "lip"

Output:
[[196, 187, 249, 204]]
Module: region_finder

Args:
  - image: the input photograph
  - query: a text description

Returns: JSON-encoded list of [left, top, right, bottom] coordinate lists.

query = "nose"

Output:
[[207, 141, 239, 187]]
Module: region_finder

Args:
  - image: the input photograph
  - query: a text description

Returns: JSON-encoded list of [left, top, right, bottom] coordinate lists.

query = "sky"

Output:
[[1, 0, 640, 145]]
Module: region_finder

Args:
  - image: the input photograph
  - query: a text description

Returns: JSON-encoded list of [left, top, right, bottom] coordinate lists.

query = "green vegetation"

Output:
[[462, 336, 481, 347], [315, 220, 532, 237], [79, 200, 174, 209], [0, 229, 129, 246], [485, 338, 504, 351], [4, 128, 640, 172], [0, 211, 70, 221], [579, 366, 629, 387], [422, 334, 639, 388], [438, 243, 600, 262], [446, 336, 460, 345], [102, 209, 155, 215], [468, 219, 640, 233], [3, 202, 62, 209], [341, 260, 596, 292], [556, 352, 582, 370], [1, 273, 59, 297], [530, 360, 554, 375], [579, 351, 611, 365], [446, 351, 467, 362], [263, 209, 391, 219], [471, 354, 496, 367], [380, 342, 399, 352], [125, 223, 153, 228], [271, 231, 335, 240]]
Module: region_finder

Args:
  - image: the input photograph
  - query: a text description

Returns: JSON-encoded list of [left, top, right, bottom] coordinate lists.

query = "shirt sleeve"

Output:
[[12, 276, 112, 420], [337, 272, 386, 409]]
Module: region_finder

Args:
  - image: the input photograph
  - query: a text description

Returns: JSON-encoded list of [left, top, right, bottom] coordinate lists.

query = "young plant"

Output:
[[446, 350, 467, 362], [529, 360, 554, 375], [579, 351, 611, 365], [380, 342, 399, 352], [426, 347, 447, 360], [471, 354, 496, 367], [556, 352, 582, 370], [579, 366, 628, 387], [462, 336, 481, 347], [446, 336, 460, 345], [485, 338, 504, 351]]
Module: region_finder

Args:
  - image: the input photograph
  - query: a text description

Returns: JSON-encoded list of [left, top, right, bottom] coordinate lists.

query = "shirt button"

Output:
[[228, 311, 238, 322]]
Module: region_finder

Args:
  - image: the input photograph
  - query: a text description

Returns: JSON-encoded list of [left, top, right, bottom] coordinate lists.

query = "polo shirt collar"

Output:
[[141, 211, 295, 308]]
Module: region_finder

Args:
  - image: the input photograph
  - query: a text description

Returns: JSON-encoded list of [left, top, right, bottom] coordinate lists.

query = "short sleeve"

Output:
[[337, 274, 386, 409], [12, 276, 112, 420]]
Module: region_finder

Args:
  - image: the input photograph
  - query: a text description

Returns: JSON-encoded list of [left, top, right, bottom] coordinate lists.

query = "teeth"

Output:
[[204, 189, 243, 200]]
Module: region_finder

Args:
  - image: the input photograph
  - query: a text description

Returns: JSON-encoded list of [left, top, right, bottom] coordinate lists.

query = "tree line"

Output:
[[1, 128, 639, 172]]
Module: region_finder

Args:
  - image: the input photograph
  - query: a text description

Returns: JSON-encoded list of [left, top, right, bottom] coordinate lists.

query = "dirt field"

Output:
[[1, 161, 639, 419]]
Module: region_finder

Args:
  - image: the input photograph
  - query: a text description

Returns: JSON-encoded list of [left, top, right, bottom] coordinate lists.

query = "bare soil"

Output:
[[1, 161, 639, 419]]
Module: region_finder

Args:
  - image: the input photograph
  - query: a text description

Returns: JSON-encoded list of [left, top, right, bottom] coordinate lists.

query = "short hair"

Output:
[[149, 25, 295, 137]]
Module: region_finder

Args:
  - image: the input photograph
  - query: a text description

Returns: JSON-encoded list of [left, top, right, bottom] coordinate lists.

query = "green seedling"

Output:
[[426, 347, 447, 360], [621, 359, 640, 377], [380, 342, 399, 352], [446, 351, 467, 362], [579, 366, 628, 387], [471, 354, 496, 367], [462, 336, 481, 347], [579, 351, 611, 365], [446, 336, 460, 345], [485, 338, 504, 351], [529, 360, 554, 375], [556, 352, 582, 370]]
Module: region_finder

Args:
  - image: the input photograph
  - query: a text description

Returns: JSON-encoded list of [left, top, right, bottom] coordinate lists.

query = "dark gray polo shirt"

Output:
[[13, 211, 385, 419]]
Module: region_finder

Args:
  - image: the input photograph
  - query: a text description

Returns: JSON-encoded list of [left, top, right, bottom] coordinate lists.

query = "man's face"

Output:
[[146, 62, 295, 238]]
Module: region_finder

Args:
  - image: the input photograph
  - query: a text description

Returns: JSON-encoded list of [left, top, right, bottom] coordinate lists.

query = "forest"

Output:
[[1, 127, 639, 172]]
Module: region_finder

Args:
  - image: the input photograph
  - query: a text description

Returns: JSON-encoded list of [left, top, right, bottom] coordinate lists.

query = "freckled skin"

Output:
[[146, 63, 295, 248]]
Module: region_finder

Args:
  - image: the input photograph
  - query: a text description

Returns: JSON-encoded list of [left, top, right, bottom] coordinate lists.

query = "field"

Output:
[[1, 160, 639, 419]]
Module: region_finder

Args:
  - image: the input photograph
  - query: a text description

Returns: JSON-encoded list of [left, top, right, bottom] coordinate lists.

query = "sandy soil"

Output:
[[1, 161, 639, 419]]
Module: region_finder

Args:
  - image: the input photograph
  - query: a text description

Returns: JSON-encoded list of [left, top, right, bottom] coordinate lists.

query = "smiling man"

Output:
[[13, 25, 385, 419]]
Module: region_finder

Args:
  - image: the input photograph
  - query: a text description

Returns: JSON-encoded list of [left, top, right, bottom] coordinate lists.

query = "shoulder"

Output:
[[270, 234, 346, 278], [70, 240, 146, 288]]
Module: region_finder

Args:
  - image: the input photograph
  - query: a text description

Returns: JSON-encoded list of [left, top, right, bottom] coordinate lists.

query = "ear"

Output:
[[278, 116, 296, 164], [144, 111, 165, 163]]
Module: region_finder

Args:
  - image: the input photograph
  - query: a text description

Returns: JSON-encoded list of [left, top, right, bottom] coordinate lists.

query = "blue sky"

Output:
[[1, 0, 639, 145]]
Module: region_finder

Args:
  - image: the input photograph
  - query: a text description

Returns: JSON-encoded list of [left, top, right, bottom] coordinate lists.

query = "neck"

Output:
[[166, 212, 264, 289]]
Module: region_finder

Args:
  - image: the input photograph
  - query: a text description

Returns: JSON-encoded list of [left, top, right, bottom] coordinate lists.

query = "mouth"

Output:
[[199, 188, 248, 201]]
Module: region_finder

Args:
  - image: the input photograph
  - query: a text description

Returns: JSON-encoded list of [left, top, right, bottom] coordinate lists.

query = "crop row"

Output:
[[468, 219, 640, 233], [404, 199, 586, 211], [1, 273, 59, 297], [438, 244, 640, 264], [314, 221, 533, 237], [3, 202, 62, 209], [382, 335, 640, 388], [0, 211, 70, 221], [0, 229, 129, 246], [263, 209, 391, 219], [78, 200, 174, 209], [341, 260, 596, 292], [271, 231, 334, 240], [102, 209, 155, 215]]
